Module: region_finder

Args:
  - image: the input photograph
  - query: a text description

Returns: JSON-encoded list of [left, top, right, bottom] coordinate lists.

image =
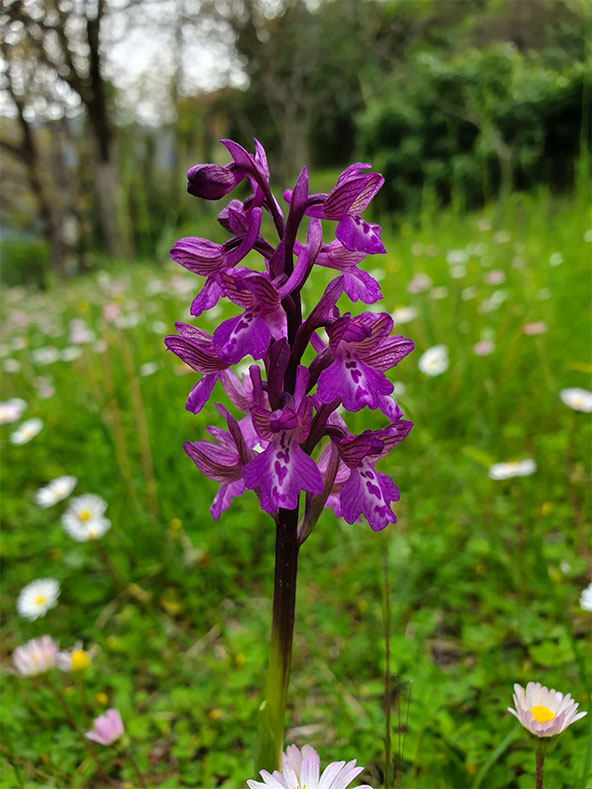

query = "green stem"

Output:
[[254, 506, 300, 772], [535, 748, 545, 789], [383, 545, 392, 789]]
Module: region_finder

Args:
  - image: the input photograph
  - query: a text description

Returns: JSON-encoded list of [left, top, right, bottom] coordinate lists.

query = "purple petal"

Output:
[[185, 374, 218, 413], [340, 463, 399, 530], [190, 277, 224, 317], [187, 163, 237, 200], [336, 215, 386, 255], [244, 438, 323, 513], [342, 268, 382, 304], [170, 238, 224, 276], [363, 335, 414, 370], [349, 172, 385, 214], [214, 311, 271, 364], [324, 175, 369, 219], [211, 479, 245, 520], [317, 351, 393, 412], [183, 440, 242, 483], [164, 335, 227, 374]]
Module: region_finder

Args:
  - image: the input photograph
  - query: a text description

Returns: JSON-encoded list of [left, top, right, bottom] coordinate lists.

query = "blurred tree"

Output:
[[2, 0, 123, 257], [1, 34, 67, 276]]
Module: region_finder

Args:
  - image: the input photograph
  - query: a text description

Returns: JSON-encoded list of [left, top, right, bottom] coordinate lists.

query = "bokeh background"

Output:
[[1, 1, 590, 787]]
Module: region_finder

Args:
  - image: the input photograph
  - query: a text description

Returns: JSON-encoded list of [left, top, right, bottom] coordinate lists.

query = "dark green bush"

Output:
[[0, 235, 50, 287], [357, 44, 588, 216]]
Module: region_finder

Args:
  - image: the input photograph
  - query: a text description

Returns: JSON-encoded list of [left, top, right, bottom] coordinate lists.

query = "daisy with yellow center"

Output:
[[56, 643, 93, 672], [62, 494, 111, 542], [488, 459, 536, 480], [17, 578, 60, 620], [508, 681, 586, 737]]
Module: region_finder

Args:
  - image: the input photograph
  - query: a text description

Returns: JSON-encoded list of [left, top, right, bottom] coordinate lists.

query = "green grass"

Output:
[[1, 189, 590, 788]]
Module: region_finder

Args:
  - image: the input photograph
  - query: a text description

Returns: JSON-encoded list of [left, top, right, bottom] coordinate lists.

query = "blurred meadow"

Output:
[[1, 1, 591, 787]]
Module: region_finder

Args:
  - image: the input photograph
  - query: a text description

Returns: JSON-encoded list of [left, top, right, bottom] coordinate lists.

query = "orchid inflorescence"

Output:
[[165, 139, 414, 534]]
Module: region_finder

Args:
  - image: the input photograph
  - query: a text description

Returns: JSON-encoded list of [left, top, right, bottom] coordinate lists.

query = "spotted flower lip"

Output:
[[508, 682, 586, 737], [247, 743, 374, 789]]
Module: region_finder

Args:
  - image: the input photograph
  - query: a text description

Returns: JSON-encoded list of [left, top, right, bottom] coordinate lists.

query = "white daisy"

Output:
[[13, 635, 59, 676], [580, 583, 592, 612], [508, 682, 586, 737], [31, 347, 60, 365], [17, 578, 60, 620], [407, 273, 432, 294], [0, 398, 27, 424], [35, 476, 77, 508], [488, 459, 536, 480], [248, 744, 373, 789], [62, 494, 110, 541], [56, 642, 93, 672], [3, 359, 21, 373], [446, 249, 468, 265], [390, 306, 417, 324], [139, 361, 160, 376], [60, 347, 82, 362], [559, 388, 592, 413], [10, 418, 43, 445], [418, 345, 449, 376]]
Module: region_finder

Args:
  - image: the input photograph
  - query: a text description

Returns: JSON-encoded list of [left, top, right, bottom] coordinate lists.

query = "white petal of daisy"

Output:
[[10, 418, 44, 445], [559, 388, 592, 413], [0, 398, 27, 424], [63, 512, 111, 542], [488, 459, 536, 480], [580, 583, 592, 612], [390, 306, 417, 325], [17, 578, 60, 620], [248, 745, 372, 789], [35, 476, 78, 508], [418, 345, 449, 376]]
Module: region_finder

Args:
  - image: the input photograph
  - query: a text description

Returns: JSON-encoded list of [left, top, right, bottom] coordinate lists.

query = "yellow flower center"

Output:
[[530, 705, 554, 723], [79, 510, 92, 522], [35, 595, 47, 606], [71, 650, 91, 671]]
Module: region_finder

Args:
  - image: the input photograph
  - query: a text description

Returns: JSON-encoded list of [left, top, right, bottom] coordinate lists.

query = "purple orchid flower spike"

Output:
[[165, 139, 414, 771], [306, 163, 386, 255]]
